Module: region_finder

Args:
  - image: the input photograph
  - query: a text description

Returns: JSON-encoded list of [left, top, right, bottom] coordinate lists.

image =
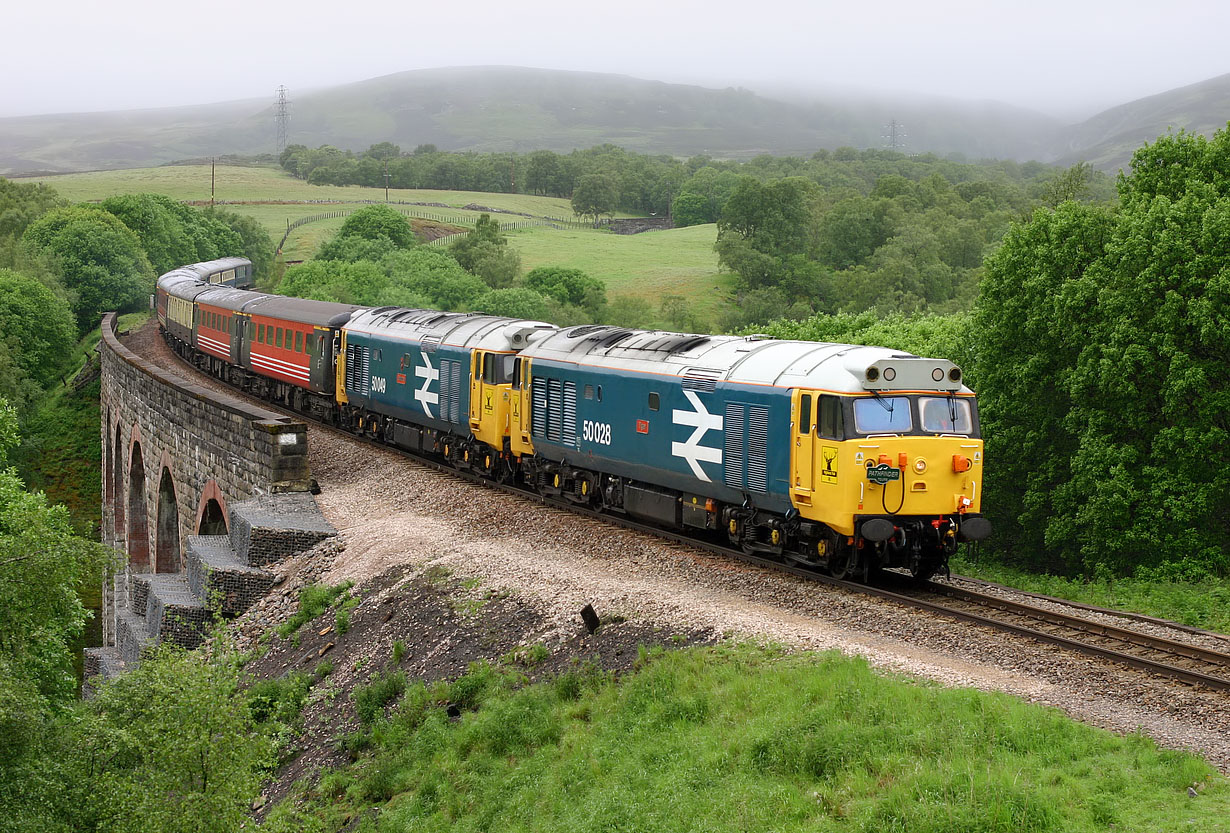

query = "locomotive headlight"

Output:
[[932, 368, 945, 382], [913, 458, 927, 473], [882, 366, 896, 381]]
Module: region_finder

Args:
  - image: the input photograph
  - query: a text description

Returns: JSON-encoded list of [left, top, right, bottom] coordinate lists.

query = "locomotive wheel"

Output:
[[828, 547, 855, 581]]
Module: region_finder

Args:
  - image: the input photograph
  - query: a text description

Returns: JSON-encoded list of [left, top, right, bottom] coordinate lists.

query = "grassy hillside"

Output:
[[31, 164, 586, 216], [1, 67, 1065, 175], [264, 641, 1229, 832], [1057, 73, 1230, 171], [508, 223, 734, 322], [27, 164, 615, 259]]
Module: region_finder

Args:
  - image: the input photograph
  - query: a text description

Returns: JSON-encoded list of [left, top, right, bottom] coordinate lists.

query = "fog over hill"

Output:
[[1, 66, 1227, 176]]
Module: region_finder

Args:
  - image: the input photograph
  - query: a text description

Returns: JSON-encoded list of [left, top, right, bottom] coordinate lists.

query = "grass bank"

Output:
[[263, 644, 1227, 832]]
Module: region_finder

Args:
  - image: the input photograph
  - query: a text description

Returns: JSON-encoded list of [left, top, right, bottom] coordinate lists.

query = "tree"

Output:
[[0, 269, 76, 406], [204, 207, 274, 281], [471, 288, 551, 320], [0, 399, 108, 704], [100, 193, 229, 276], [571, 174, 618, 226], [670, 192, 710, 228], [450, 215, 520, 287], [0, 178, 65, 240], [316, 234, 403, 264], [383, 248, 486, 310], [278, 260, 389, 306], [974, 202, 1114, 574], [22, 206, 153, 331], [1041, 161, 1093, 208], [71, 646, 271, 833], [524, 266, 605, 311], [334, 205, 417, 248]]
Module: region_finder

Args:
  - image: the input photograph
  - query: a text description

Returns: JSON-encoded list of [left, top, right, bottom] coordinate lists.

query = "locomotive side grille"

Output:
[[531, 378, 547, 437], [547, 378, 563, 443], [724, 403, 745, 490], [682, 368, 722, 392], [448, 360, 461, 423], [346, 344, 370, 395], [563, 381, 578, 448], [747, 405, 769, 493], [438, 360, 451, 421]]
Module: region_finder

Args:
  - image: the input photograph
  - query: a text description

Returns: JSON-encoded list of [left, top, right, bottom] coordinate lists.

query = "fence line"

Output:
[[276, 206, 610, 253]]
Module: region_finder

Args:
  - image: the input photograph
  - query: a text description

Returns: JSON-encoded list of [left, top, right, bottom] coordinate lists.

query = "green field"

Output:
[[26, 164, 675, 274], [507, 223, 736, 322], [26, 164, 590, 217]]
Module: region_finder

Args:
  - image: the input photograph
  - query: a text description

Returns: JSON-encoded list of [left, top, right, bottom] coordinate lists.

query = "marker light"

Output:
[[952, 455, 972, 473], [914, 458, 928, 473]]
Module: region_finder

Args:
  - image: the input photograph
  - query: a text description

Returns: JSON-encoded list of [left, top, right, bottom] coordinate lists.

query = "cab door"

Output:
[[469, 351, 513, 450], [790, 390, 817, 505], [509, 357, 534, 457]]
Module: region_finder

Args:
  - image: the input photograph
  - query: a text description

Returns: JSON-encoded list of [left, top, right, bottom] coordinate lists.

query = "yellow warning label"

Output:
[[820, 446, 839, 484]]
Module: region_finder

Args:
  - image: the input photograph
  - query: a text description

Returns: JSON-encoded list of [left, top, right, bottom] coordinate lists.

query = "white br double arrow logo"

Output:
[[672, 389, 723, 481], [414, 353, 439, 417]]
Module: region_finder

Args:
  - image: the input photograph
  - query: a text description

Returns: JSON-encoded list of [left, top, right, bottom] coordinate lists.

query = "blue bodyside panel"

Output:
[[344, 330, 472, 434], [529, 361, 793, 513]]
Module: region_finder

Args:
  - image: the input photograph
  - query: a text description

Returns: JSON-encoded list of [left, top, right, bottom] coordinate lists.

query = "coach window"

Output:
[[818, 396, 845, 440], [257, 324, 265, 343], [295, 331, 303, 353], [798, 394, 812, 434], [306, 336, 315, 357], [276, 328, 283, 348], [649, 392, 660, 411]]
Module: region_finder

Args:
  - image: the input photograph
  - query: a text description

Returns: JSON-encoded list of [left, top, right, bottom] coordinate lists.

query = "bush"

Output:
[[277, 582, 353, 638], [354, 670, 407, 725]]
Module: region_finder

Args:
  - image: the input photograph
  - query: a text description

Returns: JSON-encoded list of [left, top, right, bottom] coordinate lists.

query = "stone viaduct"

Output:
[[90, 313, 335, 678]]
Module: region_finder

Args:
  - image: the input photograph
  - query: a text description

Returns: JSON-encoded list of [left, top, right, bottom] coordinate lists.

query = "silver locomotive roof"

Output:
[[344, 306, 558, 353], [519, 325, 970, 395]]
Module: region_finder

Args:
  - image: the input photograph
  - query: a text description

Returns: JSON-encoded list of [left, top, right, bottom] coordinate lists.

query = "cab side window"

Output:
[[818, 396, 845, 440], [798, 394, 812, 434]]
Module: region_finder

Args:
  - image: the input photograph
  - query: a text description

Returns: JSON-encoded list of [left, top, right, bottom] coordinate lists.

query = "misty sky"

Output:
[[3, 0, 1227, 120]]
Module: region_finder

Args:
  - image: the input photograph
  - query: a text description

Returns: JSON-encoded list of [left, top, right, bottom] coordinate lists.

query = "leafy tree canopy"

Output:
[[0, 178, 66, 240], [524, 266, 605, 313], [471, 287, 552, 320], [0, 269, 76, 402], [975, 126, 1230, 578], [334, 204, 417, 249], [22, 206, 153, 331]]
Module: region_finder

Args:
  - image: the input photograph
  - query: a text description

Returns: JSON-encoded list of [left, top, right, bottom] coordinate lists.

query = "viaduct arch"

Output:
[[98, 313, 314, 648]]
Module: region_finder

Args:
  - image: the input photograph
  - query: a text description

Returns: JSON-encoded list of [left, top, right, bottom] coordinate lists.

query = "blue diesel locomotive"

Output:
[[158, 263, 990, 581]]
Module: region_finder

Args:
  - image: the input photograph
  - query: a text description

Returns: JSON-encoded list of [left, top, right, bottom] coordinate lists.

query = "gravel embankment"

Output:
[[126, 319, 1230, 772]]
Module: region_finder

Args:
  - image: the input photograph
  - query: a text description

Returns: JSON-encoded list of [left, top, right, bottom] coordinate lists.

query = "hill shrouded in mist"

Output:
[[1, 66, 1227, 175]]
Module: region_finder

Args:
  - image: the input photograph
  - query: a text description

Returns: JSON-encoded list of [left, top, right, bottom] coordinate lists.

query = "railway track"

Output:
[[152, 330, 1230, 694]]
